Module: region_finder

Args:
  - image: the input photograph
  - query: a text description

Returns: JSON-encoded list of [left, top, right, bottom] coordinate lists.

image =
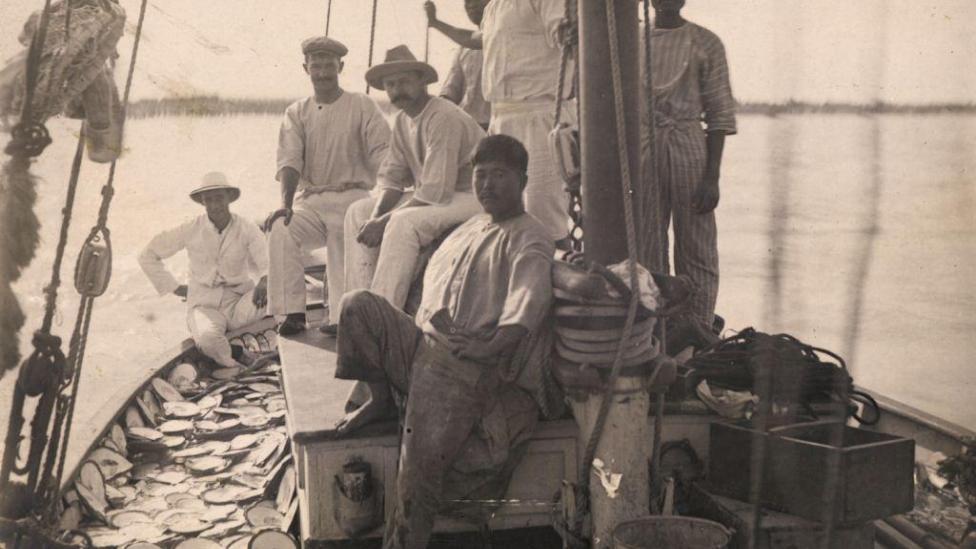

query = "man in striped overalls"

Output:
[[643, 0, 737, 334]]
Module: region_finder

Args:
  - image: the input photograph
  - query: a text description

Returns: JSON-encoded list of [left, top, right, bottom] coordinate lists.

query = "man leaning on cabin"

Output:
[[138, 173, 269, 369], [264, 36, 391, 337], [343, 45, 486, 311], [643, 0, 737, 337], [426, 0, 577, 248], [434, 0, 491, 130], [336, 135, 555, 549]]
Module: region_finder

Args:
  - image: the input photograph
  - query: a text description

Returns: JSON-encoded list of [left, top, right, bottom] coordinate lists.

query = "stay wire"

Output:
[[325, 0, 333, 35], [365, 0, 379, 94]]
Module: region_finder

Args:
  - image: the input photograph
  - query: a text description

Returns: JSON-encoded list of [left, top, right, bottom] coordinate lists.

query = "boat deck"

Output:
[[275, 310, 727, 545]]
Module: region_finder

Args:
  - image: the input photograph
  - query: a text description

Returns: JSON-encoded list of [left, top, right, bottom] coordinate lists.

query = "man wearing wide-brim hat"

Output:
[[139, 172, 270, 369], [265, 35, 391, 337], [344, 45, 485, 312]]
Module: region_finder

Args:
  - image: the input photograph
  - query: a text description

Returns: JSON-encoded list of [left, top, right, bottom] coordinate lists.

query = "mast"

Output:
[[579, 0, 641, 264], [571, 2, 650, 548]]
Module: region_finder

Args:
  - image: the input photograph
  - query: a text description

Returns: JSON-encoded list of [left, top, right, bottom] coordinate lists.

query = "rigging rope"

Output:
[[0, 0, 57, 379], [551, 0, 584, 250], [641, 0, 657, 267], [365, 0, 380, 94], [325, 0, 333, 36], [37, 0, 152, 518]]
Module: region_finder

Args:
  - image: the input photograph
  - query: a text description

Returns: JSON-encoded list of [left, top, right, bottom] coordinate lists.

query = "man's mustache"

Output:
[[391, 94, 409, 103]]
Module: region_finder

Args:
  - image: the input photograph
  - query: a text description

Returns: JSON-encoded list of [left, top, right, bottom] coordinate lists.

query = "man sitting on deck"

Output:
[[343, 45, 486, 312], [265, 36, 391, 337], [138, 172, 269, 368], [336, 135, 554, 549]]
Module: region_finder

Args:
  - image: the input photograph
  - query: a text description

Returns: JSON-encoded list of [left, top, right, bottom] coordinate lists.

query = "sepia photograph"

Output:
[[0, 1, 973, 547]]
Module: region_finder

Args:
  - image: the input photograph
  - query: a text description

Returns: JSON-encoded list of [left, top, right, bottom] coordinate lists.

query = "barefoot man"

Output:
[[336, 135, 554, 549]]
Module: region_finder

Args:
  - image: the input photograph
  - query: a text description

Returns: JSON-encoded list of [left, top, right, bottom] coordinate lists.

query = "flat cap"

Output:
[[301, 36, 348, 57]]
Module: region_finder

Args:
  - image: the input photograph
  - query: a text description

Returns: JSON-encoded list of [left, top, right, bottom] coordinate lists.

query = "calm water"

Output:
[[2, 113, 974, 450]]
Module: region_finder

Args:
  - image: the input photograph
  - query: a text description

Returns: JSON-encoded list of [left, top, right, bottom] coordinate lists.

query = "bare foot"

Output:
[[334, 397, 389, 436]]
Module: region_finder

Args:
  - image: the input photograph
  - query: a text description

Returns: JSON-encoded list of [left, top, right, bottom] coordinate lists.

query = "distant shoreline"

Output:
[[123, 96, 976, 119]]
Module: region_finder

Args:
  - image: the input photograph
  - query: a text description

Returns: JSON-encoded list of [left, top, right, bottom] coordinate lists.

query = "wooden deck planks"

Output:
[[277, 311, 397, 443]]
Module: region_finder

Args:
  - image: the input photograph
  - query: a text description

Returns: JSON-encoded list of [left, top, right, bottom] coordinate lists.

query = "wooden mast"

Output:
[[580, 0, 641, 265], [573, 2, 650, 547]]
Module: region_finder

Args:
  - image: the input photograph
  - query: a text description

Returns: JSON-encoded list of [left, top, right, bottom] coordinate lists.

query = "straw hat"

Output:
[[189, 172, 240, 204], [364, 45, 438, 91]]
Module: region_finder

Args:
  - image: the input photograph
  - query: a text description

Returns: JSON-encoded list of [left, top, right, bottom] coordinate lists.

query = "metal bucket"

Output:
[[613, 516, 731, 549]]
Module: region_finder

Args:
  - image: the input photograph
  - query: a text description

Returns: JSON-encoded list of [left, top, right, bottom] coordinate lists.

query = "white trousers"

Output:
[[490, 100, 577, 242], [343, 192, 482, 310], [268, 189, 370, 324], [187, 286, 264, 367]]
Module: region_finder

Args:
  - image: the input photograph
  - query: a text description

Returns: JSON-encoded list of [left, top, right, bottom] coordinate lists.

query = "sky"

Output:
[[0, 0, 974, 105]]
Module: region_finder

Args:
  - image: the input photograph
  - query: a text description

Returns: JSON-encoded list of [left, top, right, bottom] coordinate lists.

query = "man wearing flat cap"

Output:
[[344, 45, 485, 312], [139, 172, 269, 368], [265, 36, 391, 336]]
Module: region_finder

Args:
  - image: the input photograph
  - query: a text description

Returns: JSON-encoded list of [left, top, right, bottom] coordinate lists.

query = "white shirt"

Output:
[[138, 213, 268, 308], [276, 92, 391, 196], [440, 47, 491, 126], [477, 0, 571, 104], [377, 97, 486, 205]]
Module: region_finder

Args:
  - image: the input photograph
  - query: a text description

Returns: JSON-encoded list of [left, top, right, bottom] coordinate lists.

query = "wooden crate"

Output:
[[707, 421, 914, 525], [293, 420, 578, 542], [688, 484, 875, 549], [278, 325, 579, 544]]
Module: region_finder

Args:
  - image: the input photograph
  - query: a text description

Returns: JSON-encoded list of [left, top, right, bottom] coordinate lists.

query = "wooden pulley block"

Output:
[[74, 228, 112, 297]]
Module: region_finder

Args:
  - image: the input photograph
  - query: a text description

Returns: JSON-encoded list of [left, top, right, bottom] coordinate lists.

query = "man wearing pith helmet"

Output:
[[265, 36, 391, 337], [139, 172, 269, 369]]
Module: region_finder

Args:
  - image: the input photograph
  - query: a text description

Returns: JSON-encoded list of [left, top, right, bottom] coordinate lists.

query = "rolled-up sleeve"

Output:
[[414, 112, 465, 205], [440, 49, 466, 104], [376, 125, 413, 193], [536, 0, 565, 48], [138, 222, 189, 295], [360, 97, 392, 177], [498, 240, 554, 330], [276, 104, 305, 176], [700, 31, 737, 135]]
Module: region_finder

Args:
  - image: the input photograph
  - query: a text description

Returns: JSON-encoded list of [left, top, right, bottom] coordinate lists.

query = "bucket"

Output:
[[613, 516, 731, 549]]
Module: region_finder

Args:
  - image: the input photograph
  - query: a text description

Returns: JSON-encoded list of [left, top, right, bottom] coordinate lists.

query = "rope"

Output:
[[640, 0, 657, 268], [552, 0, 584, 250], [325, 0, 333, 35], [39, 135, 85, 334], [37, 0, 152, 517], [424, 26, 430, 63], [0, 0, 59, 379], [365, 0, 379, 94], [20, 0, 56, 125], [568, 0, 643, 539], [552, 0, 572, 126]]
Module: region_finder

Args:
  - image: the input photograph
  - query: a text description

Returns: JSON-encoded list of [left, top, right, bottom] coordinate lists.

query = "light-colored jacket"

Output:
[[138, 213, 268, 309]]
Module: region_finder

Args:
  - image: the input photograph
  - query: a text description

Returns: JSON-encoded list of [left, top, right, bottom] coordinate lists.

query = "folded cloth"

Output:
[[695, 379, 758, 419]]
